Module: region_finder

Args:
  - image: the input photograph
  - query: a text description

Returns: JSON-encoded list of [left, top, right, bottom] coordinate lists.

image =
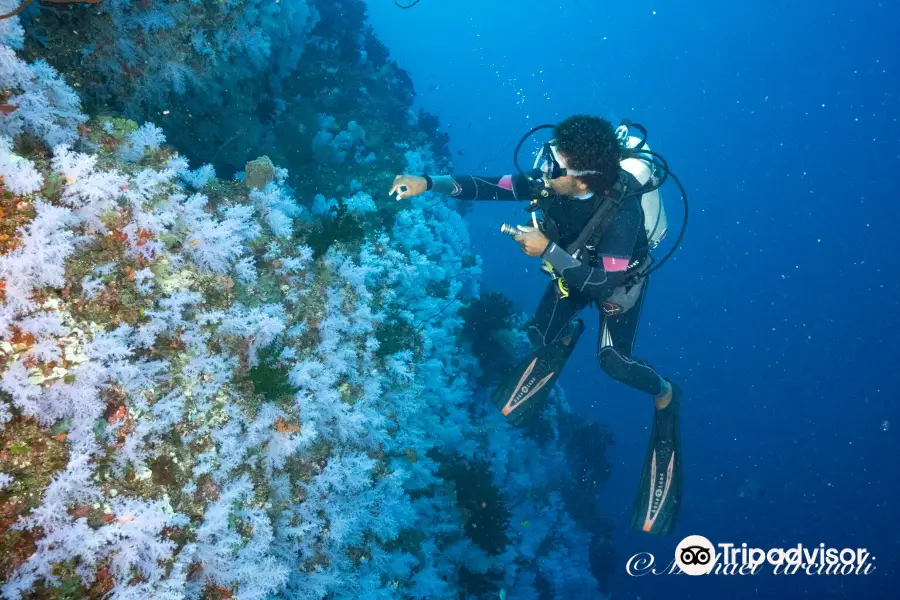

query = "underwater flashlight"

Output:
[[500, 223, 519, 236]]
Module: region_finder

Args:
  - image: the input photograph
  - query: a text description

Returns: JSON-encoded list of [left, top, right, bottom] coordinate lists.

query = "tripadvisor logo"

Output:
[[675, 535, 716, 575], [626, 535, 877, 577]]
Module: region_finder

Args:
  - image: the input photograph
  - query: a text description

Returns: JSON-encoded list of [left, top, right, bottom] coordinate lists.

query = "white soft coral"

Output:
[[0, 135, 43, 194]]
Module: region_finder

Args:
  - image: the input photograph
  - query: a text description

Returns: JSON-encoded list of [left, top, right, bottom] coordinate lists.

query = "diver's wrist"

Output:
[[541, 242, 557, 259], [423, 173, 433, 191], [428, 175, 461, 196], [542, 243, 581, 272]]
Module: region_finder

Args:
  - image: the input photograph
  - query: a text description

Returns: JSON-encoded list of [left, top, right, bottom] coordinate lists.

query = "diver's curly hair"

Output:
[[553, 115, 621, 192]]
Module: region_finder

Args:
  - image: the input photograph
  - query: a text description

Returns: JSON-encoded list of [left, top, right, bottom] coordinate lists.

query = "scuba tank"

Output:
[[617, 125, 668, 250]]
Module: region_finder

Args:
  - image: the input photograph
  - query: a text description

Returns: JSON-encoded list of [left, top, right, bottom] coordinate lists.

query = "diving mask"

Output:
[[536, 140, 603, 180]]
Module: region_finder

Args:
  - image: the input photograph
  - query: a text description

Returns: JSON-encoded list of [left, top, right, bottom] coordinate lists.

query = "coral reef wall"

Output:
[[16, 0, 450, 198], [0, 1, 614, 599]]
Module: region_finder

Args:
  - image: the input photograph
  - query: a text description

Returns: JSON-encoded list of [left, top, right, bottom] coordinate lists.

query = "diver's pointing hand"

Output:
[[389, 174, 427, 200]]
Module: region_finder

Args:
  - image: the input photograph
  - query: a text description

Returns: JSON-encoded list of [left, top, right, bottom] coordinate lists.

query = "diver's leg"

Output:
[[596, 280, 683, 535], [492, 283, 589, 426], [526, 281, 590, 348], [596, 280, 665, 396]]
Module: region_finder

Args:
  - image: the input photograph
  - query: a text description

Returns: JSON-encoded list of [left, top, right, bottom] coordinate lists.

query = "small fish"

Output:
[[520, 520, 530, 528], [0, 104, 19, 116], [499, 589, 507, 600]]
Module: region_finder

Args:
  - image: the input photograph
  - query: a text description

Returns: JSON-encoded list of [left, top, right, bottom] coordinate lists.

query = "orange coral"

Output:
[[204, 584, 235, 600], [275, 418, 301, 434], [110, 229, 129, 244], [7, 327, 35, 349], [90, 567, 115, 597], [134, 229, 154, 247], [107, 405, 127, 424]]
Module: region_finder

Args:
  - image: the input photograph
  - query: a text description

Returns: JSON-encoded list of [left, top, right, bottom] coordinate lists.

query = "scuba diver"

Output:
[[389, 115, 686, 536]]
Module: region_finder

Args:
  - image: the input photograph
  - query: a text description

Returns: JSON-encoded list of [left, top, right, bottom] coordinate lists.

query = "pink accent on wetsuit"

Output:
[[498, 174, 513, 190], [602, 256, 631, 272]]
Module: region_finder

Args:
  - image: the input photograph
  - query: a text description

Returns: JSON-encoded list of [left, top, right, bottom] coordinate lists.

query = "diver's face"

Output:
[[548, 175, 589, 197], [547, 151, 591, 197]]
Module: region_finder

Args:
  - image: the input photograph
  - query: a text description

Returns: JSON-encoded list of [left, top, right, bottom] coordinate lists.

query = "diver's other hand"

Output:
[[389, 174, 427, 200], [513, 225, 551, 257]]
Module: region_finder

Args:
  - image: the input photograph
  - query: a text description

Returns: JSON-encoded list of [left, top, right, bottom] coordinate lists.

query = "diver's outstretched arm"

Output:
[[390, 173, 530, 201]]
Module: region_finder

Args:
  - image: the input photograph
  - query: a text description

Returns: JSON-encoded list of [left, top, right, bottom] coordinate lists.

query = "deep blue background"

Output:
[[365, 1, 899, 598]]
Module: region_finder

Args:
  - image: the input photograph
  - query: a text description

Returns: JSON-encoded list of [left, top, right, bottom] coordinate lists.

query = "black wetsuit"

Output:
[[433, 172, 665, 397]]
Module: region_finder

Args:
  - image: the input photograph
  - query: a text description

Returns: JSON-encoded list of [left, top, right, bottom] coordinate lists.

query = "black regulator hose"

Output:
[[513, 123, 555, 179]]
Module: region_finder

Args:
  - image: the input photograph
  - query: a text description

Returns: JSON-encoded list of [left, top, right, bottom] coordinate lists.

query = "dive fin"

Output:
[[491, 320, 584, 427], [631, 380, 683, 535]]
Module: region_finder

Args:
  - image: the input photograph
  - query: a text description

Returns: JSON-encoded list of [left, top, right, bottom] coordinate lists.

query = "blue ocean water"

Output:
[[366, 1, 900, 598]]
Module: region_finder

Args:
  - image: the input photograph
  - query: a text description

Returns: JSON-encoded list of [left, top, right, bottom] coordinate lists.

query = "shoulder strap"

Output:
[[565, 170, 637, 255]]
